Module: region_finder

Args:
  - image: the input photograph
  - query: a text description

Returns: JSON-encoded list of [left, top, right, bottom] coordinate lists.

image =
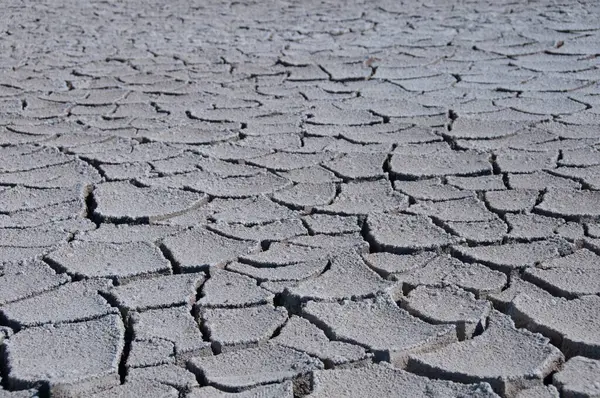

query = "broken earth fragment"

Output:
[[484, 189, 539, 213], [506, 213, 563, 241], [288, 233, 369, 253], [0, 185, 87, 213], [522, 249, 600, 298], [272, 315, 371, 368], [208, 218, 306, 242], [88, 381, 179, 398], [0, 259, 69, 305], [77, 224, 184, 243], [272, 183, 337, 209], [283, 250, 396, 307], [227, 259, 327, 282], [4, 314, 124, 392], [362, 251, 437, 278], [130, 306, 212, 363], [210, 195, 296, 225], [446, 219, 507, 244], [1, 279, 117, 328], [509, 293, 600, 359], [239, 242, 329, 267], [105, 273, 205, 312], [200, 305, 288, 353], [394, 178, 471, 201], [187, 172, 292, 198], [161, 228, 260, 272], [127, 339, 176, 368], [536, 188, 600, 220], [323, 152, 388, 180], [367, 212, 458, 253], [187, 381, 294, 397], [514, 386, 559, 398], [308, 363, 499, 398], [197, 268, 273, 308], [302, 296, 457, 366], [407, 196, 496, 222], [401, 285, 492, 340], [127, 364, 199, 391], [393, 255, 508, 299], [407, 311, 564, 397], [93, 181, 207, 223], [316, 179, 409, 216], [452, 240, 567, 273], [46, 241, 172, 282], [186, 344, 323, 391], [552, 356, 600, 398], [390, 149, 492, 179]]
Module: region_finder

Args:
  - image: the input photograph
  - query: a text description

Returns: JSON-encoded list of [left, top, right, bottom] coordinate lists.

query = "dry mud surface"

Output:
[[0, 0, 600, 397]]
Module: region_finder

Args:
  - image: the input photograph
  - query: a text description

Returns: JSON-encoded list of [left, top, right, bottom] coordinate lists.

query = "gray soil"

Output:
[[1, 0, 599, 396]]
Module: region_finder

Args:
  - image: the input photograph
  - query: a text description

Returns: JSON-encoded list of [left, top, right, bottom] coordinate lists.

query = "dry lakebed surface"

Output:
[[0, 0, 600, 397]]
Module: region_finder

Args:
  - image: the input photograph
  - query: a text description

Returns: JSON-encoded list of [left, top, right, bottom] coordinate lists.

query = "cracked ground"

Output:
[[0, 0, 600, 397]]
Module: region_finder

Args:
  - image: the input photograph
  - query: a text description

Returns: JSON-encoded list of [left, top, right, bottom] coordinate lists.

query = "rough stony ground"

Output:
[[0, 0, 599, 397]]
